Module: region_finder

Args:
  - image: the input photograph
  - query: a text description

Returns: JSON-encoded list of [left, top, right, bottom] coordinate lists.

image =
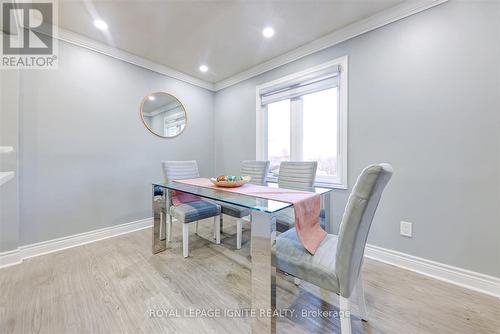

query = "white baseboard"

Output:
[[2, 218, 499, 299], [0, 218, 152, 269], [365, 244, 500, 299], [0, 248, 22, 268]]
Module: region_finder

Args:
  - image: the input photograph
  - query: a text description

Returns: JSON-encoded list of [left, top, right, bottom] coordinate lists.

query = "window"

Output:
[[163, 108, 186, 137], [164, 118, 185, 137], [256, 57, 348, 188], [266, 99, 290, 174]]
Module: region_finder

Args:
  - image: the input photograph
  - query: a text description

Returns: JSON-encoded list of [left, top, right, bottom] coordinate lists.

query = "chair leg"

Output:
[[356, 271, 368, 322], [182, 223, 189, 258], [215, 216, 221, 245], [167, 215, 172, 242], [339, 296, 352, 334], [236, 219, 242, 249], [195, 221, 199, 235], [220, 214, 224, 233]]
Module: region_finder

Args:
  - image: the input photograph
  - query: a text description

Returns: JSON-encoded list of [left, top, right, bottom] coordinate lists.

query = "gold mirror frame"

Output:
[[139, 92, 188, 138]]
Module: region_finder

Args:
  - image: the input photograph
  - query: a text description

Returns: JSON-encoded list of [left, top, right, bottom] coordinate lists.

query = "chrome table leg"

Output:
[[152, 185, 167, 254], [251, 210, 276, 333]]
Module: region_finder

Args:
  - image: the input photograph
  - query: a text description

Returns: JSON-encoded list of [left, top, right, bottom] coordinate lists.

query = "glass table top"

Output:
[[153, 181, 333, 214]]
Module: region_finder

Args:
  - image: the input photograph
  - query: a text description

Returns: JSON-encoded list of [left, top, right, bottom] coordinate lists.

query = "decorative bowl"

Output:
[[210, 175, 251, 188]]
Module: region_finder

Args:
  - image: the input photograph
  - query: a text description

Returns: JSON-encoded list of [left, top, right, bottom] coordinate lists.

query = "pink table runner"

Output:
[[171, 191, 201, 206], [173, 178, 327, 255]]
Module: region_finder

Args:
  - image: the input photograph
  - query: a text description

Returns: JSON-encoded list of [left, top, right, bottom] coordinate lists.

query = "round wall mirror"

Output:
[[140, 92, 187, 138]]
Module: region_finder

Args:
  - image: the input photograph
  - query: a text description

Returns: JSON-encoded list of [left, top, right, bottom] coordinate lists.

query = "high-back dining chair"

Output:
[[275, 161, 318, 230], [219, 160, 270, 249], [240, 160, 270, 186], [161, 160, 221, 258], [278, 161, 318, 190], [273, 163, 393, 334]]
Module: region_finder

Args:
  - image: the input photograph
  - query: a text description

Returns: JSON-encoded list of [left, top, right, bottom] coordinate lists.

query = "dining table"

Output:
[[151, 179, 333, 333]]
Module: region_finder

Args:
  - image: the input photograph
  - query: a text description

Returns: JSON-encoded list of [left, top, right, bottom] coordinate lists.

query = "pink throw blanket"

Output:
[[173, 178, 327, 255]]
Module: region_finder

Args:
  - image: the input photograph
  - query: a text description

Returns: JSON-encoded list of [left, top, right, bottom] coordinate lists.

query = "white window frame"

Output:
[[164, 117, 184, 137], [255, 56, 348, 189]]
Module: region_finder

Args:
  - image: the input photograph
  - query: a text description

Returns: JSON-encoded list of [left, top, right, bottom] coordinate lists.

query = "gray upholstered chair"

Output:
[[161, 160, 221, 258], [218, 160, 270, 249], [273, 163, 393, 334], [241, 160, 270, 186], [275, 161, 318, 229], [278, 161, 318, 190]]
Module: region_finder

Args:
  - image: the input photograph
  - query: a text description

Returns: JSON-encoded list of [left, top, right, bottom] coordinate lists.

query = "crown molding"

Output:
[[214, 0, 448, 91], [2, 7, 215, 90], [12, 0, 446, 92], [56, 28, 216, 91]]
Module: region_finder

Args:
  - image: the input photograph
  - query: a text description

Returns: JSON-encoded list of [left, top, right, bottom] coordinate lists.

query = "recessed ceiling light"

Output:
[[148, 95, 155, 101], [94, 19, 108, 31], [262, 27, 275, 38], [199, 65, 208, 73]]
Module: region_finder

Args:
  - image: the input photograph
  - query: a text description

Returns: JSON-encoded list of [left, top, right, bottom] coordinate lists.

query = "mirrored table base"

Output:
[[152, 190, 167, 254], [250, 210, 277, 333], [151, 186, 323, 334]]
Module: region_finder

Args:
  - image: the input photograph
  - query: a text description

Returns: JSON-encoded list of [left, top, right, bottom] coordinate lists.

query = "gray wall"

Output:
[[0, 66, 20, 252], [214, 1, 500, 277], [18, 40, 215, 246], [2, 0, 498, 279]]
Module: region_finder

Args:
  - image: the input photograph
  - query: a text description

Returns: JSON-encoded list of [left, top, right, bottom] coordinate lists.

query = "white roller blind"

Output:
[[260, 65, 341, 105]]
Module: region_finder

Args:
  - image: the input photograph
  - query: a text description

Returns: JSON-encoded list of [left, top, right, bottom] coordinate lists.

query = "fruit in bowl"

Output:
[[211, 175, 251, 188]]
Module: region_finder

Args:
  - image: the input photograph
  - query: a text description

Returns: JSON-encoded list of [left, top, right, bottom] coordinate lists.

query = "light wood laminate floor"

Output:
[[1, 218, 499, 334]]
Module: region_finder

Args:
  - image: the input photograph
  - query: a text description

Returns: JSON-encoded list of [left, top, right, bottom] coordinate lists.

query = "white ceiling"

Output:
[[57, 0, 404, 84], [142, 93, 180, 115]]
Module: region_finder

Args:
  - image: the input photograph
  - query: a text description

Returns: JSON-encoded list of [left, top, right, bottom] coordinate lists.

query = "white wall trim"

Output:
[[0, 171, 15, 187], [215, 0, 448, 91], [1, 216, 498, 298], [365, 244, 500, 299], [29, 0, 446, 92], [0, 248, 22, 268], [0, 218, 152, 268], [56, 28, 216, 91]]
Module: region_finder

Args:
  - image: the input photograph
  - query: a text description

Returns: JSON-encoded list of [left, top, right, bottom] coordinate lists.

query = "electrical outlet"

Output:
[[400, 221, 413, 237]]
